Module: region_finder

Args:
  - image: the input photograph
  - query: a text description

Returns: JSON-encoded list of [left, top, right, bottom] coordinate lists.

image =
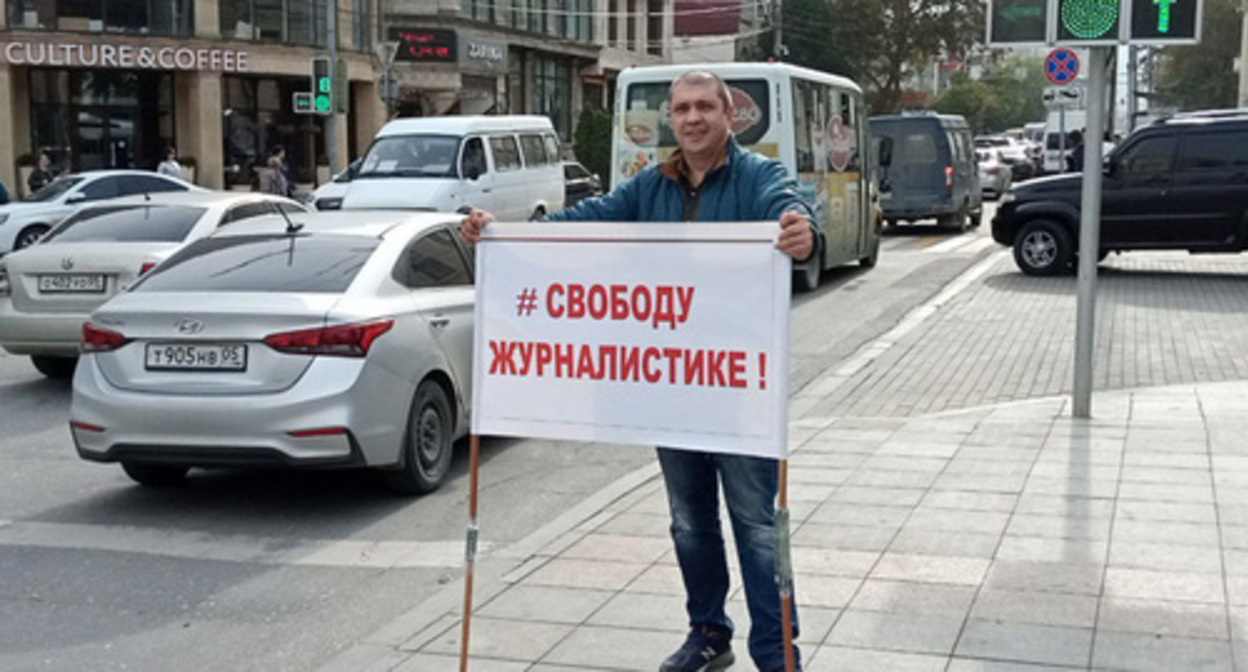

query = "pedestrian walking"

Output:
[[1066, 129, 1085, 172], [157, 147, 184, 179], [461, 69, 815, 672], [269, 145, 294, 197], [27, 152, 53, 195], [259, 153, 288, 196]]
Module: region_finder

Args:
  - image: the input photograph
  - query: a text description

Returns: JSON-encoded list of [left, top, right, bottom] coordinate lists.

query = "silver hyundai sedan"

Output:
[[70, 211, 474, 495]]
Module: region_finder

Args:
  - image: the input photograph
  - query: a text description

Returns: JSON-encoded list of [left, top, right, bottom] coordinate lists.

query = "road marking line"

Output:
[[795, 248, 1007, 402], [0, 520, 479, 569]]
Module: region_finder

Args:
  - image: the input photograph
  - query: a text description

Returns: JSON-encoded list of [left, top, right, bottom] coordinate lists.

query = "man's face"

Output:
[[668, 82, 733, 159]]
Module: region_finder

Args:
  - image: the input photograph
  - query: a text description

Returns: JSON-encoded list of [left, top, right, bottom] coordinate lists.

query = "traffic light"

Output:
[[1054, 0, 1122, 43], [1129, 0, 1199, 42], [311, 56, 332, 115]]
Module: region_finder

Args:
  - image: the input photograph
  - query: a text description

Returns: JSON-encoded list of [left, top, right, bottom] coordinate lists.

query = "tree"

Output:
[[934, 75, 1000, 132], [573, 107, 612, 188], [1155, 0, 1240, 110], [933, 55, 1048, 132]]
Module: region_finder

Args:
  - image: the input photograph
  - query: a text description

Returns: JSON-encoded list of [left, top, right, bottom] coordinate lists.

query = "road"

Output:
[[0, 213, 1002, 671]]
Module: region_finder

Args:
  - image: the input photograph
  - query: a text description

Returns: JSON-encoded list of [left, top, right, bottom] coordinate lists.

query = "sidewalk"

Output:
[[322, 379, 1248, 672]]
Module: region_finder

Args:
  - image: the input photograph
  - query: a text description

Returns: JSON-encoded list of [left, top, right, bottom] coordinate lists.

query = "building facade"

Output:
[[0, 0, 386, 192]]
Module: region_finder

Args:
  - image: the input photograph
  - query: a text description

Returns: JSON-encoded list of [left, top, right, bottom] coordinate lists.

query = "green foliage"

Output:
[[935, 54, 1048, 132], [1155, 0, 1240, 110], [573, 106, 612, 188]]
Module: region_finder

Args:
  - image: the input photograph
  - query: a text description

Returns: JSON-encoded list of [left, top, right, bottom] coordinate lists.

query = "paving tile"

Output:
[[521, 558, 649, 591], [790, 452, 871, 470], [593, 512, 670, 537], [420, 616, 573, 661], [845, 469, 942, 489], [795, 605, 842, 646], [559, 533, 671, 564], [622, 563, 684, 596], [994, 535, 1108, 565], [808, 502, 912, 528], [1227, 575, 1248, 606], [808, 646, 946, 672], [585, 592, 689, 632], [870, 553, 990, 586], [393, 653, 529, 672], [1121, 465, 1212, 485], [477, 585, 614, 624], [1116, 500, 1218, 524], [792, 522, 897, 552], [1104, 568, 1225, 604], [848, 579, 976, 617], [1029, 462, 1120, 481], [1110, 541, 1223, 574], [797, 575, 864, 608], [1121, 452, 1211, 470], [790, 466, 857, 485], [541, 624, 677, 670], [946, 660, 1083, 672], [954, 619, 1092, 667], [875, 442, 962, 459], [919, 490, 1018, 512], [984, 560, 1104, 595], [828, 485, 927, 507], [1020, 476, 1119, 498], [969, 588, 1098, 628], [1091, 630, 1233, 671], [1014, 495, 1115, 518], [1098, 597, 1230, 640], [1005, 513, 1112, 541], [827, 609, 964, 654], [943, 459, 1034, 477], [889, 528, 1000, 559], [857, 456, 949, 473], [1219, 505, 1248, 527], [1112, 520, 1220, 547], [903, 509, 1010, 536], [931, 473, 1028, 494], [1117, 481, 1216, 503], [791, 547, 881, 578]]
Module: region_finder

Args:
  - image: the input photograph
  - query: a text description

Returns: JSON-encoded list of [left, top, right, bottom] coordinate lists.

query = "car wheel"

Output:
[[938, 210, 969, 232], [15, 224, 50, 250], [121, 462, 189, 487], [30, 355, 76, 379], [385, 380, 454, 495], [793, 244, 823, 292], [1014, 220, 1073, 276], [859, 230, 880, 268], [970, 208, 983, 229]]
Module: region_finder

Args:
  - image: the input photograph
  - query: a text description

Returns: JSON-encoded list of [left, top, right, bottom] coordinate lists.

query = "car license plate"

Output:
[[145, 343, 248, 372], [38, 274, 106, 293]]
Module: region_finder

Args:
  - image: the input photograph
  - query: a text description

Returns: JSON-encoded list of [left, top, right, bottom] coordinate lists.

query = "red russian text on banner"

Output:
[[471, 222, 791, 459]]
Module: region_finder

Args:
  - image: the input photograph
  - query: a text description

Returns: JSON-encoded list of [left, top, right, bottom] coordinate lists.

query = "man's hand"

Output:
[[777, 210, 813, 260], [460, 208, 496, 246]]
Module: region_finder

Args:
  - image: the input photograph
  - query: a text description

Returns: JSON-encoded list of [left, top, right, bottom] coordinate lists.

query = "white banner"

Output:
[[471, 222, 791, 459]]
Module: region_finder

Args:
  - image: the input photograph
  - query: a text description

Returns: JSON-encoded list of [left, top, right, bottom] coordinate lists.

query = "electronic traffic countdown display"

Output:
[[987, 0, 1201, 45]]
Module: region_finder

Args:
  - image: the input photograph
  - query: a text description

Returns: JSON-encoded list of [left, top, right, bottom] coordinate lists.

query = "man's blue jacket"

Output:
[[547, 137, 815, 252]]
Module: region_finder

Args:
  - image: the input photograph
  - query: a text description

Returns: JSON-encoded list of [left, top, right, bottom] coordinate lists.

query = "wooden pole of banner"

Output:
[[458, 434, 482, 672], [778, 458, 796, 672]]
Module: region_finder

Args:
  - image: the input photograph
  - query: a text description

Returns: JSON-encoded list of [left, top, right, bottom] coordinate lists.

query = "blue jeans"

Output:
[[657, 447, 800, 671]]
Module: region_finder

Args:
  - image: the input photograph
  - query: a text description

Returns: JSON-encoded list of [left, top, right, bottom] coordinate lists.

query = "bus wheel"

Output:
[[860, 233, 880, 268], [794, 252, 822, 292]]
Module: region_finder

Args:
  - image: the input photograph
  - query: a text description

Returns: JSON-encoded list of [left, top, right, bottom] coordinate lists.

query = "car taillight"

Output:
[[82, 322, 130, 352], [0, 265, 9, 297], [139, 261, 158, 275], [944, 165, 954, 189], [264, 319, 395, 357], [986, 166, 1000, 175]]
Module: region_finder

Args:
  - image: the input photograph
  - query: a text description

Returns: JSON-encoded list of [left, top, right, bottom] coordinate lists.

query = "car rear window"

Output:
[[133, 234, 379, 294], [42, 205, 207, 243]]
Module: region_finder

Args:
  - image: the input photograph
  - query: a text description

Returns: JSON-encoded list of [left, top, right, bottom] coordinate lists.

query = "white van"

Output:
[[341, 116, 564, 220]]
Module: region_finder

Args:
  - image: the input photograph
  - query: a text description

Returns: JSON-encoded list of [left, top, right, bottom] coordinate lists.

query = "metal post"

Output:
[[1240, 0, 1248, 107], [772, 0, 786, 60], [326, 0, 339, 176], [1127, 46, 1137, 132], [1058, 107, 1066, 170], [1073, 47, 1110, 419]]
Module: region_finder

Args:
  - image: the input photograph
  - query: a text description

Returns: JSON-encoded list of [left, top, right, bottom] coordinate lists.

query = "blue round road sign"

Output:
[[1045, 48, 1080, 85]]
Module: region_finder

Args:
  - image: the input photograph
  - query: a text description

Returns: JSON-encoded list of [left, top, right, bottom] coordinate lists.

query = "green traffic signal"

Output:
[[1060, 0, 1119, 39]]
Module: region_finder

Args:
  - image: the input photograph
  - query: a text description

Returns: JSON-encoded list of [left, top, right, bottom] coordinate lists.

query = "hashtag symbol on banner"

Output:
[[515, 288, 539, 316]]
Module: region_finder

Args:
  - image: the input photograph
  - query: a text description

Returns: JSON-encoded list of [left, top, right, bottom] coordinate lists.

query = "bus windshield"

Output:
[[358, 134, 461, 178]]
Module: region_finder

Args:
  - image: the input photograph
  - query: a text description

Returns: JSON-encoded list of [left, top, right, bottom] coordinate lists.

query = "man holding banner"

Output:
[[462, 70, 814, 672]]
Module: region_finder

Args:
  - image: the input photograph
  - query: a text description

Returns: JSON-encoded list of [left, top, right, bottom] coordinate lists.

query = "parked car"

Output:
[[975, 135, 1035, 181], [870, 112, 982, 231], [309, 158, 362, 211], [0, 170, 203, 255], [992, 110, 1248, 276], [0, 192, 306, 377], [976, 148, 1012, 200], [70, 210, 474, 495], [563, 161, 603, 206]]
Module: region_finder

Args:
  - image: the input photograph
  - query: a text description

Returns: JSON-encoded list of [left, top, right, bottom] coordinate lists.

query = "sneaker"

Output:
[[659, 626, 734, 672]]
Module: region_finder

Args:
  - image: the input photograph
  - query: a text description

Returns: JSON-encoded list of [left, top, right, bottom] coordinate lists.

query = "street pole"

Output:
[[1239, 0, 1248, 106], [773, 0, 785, 59], [1073, 47, 1110, 419], [1127, 45, 1137, 132], [326, 0, 339, 176]]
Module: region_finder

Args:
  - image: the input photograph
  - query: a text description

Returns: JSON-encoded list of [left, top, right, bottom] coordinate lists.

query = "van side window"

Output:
[[519, 134, 547, 166], [462, 137, 488, 178], [490, 136, 522, 172], [1177, 132, 1248, 171], [1119, 135, 1177, 174], [543, 134, 560, 163]]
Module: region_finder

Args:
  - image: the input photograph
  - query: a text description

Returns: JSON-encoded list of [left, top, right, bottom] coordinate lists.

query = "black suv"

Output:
[[992, 110, 1248, 276]]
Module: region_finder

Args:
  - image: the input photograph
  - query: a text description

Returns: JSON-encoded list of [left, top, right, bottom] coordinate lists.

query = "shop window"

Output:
[[6, 0, 190, 35], [220, 0, 326, 45], [532, 56, 570, 140]]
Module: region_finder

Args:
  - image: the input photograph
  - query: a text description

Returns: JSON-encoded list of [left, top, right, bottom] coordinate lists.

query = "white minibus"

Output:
[[342, 115, 565, 221], [614, 62, 880, 291]]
